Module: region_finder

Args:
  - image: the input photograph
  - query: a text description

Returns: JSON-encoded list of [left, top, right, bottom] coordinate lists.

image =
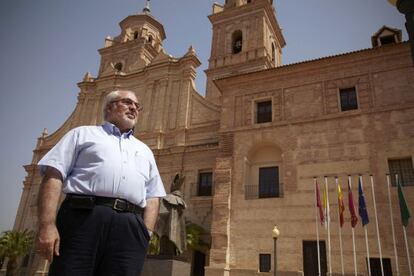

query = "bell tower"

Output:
[[205, 0, 286, 104], [97, 1, 166, 77]]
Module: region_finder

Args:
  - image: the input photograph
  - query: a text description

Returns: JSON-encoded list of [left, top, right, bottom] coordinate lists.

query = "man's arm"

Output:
[[143, 197, 160, 235], [37, 166, 63, 262]]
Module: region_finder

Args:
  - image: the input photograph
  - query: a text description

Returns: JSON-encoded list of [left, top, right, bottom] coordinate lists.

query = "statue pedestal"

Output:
[[142, 255, 191, 276]]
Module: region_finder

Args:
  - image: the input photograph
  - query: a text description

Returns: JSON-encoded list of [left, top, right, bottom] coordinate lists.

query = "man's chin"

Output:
[[123, 114, 136, 121], [126, 119, 137, 128], [116, 119, 136, 130]]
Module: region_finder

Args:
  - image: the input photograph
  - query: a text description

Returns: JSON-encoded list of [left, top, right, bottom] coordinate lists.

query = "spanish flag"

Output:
[[348, 180, 358, 228]]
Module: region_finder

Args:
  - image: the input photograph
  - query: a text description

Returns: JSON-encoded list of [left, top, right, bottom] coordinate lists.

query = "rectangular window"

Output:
[[256, 100, 272, 123], [388, 158, 414, 186], [259, 254, 271, 272], [380, 35, 396, 45], [198, 171, 213, 196], [259, 166, 279, 198], [339, 87, 358, 111], [303, 241, 327, 276], [368, 258, 393, 276]]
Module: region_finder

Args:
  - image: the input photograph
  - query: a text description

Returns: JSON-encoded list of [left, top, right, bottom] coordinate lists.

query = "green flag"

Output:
[[397, 180, 411, 227]]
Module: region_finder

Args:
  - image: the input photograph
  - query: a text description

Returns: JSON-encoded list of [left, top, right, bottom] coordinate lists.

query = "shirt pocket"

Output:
[[134, 153, 150, 181]]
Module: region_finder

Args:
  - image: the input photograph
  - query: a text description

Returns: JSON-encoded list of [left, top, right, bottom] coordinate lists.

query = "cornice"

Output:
[[208, 0, 267, 23], [119, 14, 166, 40], [214, 42, 411, 87], [94, 55, 201, 84], [23, 164, 38, 173], [218, 103, 414, 135]]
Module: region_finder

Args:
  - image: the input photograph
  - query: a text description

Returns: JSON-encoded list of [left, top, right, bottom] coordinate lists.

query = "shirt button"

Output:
[[122, 176, 126, 180]]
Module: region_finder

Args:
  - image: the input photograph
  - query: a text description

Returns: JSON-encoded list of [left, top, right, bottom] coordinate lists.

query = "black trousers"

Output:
[[48, 199, 150, 276]]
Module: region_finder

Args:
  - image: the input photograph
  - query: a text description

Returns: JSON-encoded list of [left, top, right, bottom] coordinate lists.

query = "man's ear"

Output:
[[105, 104, 113, 115], [103, 104, 111, 122]]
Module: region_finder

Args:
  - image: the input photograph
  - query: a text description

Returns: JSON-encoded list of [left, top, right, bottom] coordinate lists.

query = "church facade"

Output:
[[13, 0, 414, 275]]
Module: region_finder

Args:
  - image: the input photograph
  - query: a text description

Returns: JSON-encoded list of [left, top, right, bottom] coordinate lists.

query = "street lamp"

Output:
[[272, 226, 280, 276], [388, 0, 414, 64]]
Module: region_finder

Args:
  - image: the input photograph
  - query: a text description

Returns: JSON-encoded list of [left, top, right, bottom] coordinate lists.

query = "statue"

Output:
[[155, 173, 187, 255]]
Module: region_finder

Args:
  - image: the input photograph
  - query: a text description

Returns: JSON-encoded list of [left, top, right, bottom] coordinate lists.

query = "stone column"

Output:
[[205, 133, 233, 276]]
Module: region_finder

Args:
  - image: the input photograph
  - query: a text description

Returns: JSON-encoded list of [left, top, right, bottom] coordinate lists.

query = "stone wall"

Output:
[[208, 42, 414, 275]]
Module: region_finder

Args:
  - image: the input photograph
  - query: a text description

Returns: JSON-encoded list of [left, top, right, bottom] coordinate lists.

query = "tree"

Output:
[[148, 221, 209, 256], [185, 222, 209, 252], [0, 244, 5, 269], [0, 229, 34, 276]]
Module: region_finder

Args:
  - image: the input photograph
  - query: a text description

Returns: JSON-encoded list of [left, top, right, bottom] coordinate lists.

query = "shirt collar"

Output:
[[102, 121, 134, 138]]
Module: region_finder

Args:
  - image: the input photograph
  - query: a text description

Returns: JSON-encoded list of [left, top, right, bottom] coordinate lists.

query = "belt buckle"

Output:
[[113, 199, 127, 211]]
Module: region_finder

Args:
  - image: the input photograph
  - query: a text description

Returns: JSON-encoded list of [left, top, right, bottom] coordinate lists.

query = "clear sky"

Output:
[[0, 0, 406, 233]]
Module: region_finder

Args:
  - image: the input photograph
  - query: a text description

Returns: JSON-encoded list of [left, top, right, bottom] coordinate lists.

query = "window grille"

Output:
[[339, 87, 358, 111], [388, 158, 414, 186], [256, 100, 272, 123], [259, 254, 271, 272], [198, 171, 213, 196]]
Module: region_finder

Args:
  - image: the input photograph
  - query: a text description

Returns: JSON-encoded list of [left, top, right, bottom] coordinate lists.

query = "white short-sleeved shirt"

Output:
[[38, 122, 166, 207]]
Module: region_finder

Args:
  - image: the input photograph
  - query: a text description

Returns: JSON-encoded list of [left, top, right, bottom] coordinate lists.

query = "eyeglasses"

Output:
[[111, 98, 143, 111]]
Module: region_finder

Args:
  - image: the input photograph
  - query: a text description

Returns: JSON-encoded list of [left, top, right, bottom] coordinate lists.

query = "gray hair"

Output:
[[102, 90, 121, 120], [102, 90, 137, 120]]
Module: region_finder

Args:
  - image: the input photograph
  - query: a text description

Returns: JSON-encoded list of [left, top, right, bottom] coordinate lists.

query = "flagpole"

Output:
[[349, 175, 358, 276], [335, 177, 344, 276], [387, 174, 400, 276], [397, 175, 412, 276], [403, 227, 413, 276], [364, 227, 371, 276], [325, 176, 332, 276], [370, 175, 384, 276], [360, 175, 371, 276], [351, 228, 357, 275], [338, 214, 344, 276], [314, 177, 321, 276]]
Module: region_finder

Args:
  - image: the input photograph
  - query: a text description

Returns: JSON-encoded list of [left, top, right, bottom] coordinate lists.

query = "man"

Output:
[[36, 90, 166, 275]]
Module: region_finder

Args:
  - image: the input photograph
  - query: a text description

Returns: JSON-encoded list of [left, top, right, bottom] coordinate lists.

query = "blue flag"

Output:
[[358, 178, 369, 226]]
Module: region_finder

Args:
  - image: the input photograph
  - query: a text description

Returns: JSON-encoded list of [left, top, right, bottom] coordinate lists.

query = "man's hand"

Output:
[[37, 166, 63, 262], [37, 223, 60, 262], [144, 197, 160, 235]]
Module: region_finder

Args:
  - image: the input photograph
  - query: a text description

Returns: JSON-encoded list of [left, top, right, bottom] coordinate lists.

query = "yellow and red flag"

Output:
[[337, 183, 345, 227], [348, 180, 358, 228]]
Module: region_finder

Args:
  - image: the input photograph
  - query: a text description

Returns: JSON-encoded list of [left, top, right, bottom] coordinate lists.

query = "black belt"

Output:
[[66, 194, 144, 215]]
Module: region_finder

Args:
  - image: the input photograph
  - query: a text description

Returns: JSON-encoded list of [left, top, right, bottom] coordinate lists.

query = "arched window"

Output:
[[232, 30, 243, 54], [114, 62, 123, 72], [271, 43, 276, 62], [147, 36, 153, 43], [133, 31, 139, 40]]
